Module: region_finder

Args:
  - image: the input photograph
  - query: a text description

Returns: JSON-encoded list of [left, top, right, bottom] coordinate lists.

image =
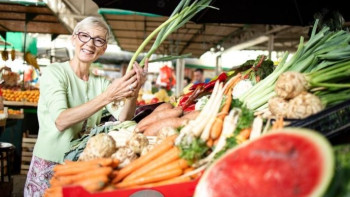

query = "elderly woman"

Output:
[[24, 16, 148, 196]]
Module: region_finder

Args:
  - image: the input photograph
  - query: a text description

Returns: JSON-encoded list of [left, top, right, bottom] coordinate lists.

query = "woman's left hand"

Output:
[[132, 59, 149, 93]]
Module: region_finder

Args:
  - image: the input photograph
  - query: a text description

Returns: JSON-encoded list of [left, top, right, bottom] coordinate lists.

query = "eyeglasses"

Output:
[[75, 32, 107, 47]]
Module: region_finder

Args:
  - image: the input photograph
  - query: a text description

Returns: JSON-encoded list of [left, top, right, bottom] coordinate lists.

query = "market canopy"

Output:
[[99, 8, 247, 57], [93, 0, 350, 58], [0, 1, 70, 35], [93, 0, 350, 26]]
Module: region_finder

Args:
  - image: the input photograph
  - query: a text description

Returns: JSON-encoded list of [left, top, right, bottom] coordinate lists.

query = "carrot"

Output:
[[54, 164, 100, 177], [236, 128, 252, 144], [115, 168, 183, 188], [54, 167, 113, 186], [143, 117, 188, 136], [112, 134, 177, 183], [111, 158, 120, 169], [45, 186, 62, 193], [144, 159, 188, 177], [136, 107, 183, 132], [272, 116, 284, 130], [206, 138, 214, 147], [123, 146, 181, 181], [210, 88, 233, 140], [53, 158, 112, 172], [75, 175, 109, 193], [213, 138, 219, 146], [224, 73, 242, 94], [183, 167, 201, 179], [153, 102, 174, 112], [141, 175, 192, 187], [101, 184, 116, 192], [111, 170, 118, 179]]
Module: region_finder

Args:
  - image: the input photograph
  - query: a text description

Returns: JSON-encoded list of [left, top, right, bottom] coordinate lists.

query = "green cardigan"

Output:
[[33, 62, 121, 163]]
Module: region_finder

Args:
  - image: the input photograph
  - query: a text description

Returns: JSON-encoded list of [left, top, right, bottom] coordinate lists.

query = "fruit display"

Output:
[[1, 88, 39, 103]]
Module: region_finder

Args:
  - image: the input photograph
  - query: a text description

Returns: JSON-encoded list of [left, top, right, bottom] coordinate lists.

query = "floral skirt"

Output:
[[23, 155, 58, 197]]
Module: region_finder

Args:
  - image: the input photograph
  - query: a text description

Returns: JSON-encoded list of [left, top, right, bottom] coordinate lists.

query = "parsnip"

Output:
[[249, 116, 263, 140]]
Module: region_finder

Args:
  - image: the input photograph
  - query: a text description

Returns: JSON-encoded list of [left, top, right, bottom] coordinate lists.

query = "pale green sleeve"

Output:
[[40, 66, 68, 122], [102, 78, 123, 121]]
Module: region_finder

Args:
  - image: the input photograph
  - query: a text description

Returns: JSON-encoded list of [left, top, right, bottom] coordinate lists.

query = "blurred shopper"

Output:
[[24, 16, 148, 196], [193, 68, 210, 84]]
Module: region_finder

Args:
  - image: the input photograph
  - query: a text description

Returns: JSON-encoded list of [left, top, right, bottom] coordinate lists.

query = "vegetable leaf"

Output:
[[179, 137, 209, 165]]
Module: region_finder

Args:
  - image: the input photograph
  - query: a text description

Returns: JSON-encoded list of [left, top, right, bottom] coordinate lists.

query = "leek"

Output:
[[239, 19, 350, 110]]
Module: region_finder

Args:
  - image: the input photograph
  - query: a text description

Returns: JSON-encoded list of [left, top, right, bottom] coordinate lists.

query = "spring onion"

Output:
[[126, 0, 214, 72]]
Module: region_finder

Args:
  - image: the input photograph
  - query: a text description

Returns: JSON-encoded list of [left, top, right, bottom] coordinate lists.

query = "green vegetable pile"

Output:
[[238, 19, 350, 111], [179, 137, 209, 165], [324, 144, 350, 196]]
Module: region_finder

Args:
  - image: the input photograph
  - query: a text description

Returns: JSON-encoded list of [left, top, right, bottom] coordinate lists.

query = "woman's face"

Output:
[[72, 26, 108, 63]]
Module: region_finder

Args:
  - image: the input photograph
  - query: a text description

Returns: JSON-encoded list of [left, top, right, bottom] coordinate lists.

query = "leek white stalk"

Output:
[[200, 83, 225, 140], [195, 109, 240, 166], [193, 82, 223, 137], [175, 81, 220, 145]]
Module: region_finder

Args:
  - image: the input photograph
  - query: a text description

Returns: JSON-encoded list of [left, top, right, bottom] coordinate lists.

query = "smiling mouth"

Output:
[[81, 48, 94, 54]]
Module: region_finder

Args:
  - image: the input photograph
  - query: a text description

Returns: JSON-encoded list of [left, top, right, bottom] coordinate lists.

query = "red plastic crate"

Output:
[[62, 178, 199, 197]]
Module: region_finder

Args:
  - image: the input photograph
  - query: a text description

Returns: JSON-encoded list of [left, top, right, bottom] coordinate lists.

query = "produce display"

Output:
[[43, 3, 350, 196], [1, 88, 39, 103]]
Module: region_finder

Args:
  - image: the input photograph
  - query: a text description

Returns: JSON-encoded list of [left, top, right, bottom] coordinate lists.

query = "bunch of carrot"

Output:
[[112, 134, 200, 189], [271, 116, 285, 130], [206, 73, 243, 147], [44, 158, 119, 197]]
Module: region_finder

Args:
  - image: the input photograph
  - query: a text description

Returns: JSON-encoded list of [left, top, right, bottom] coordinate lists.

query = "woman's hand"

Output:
[[104, 69, 139, 103], [133, 59, 149, 93]]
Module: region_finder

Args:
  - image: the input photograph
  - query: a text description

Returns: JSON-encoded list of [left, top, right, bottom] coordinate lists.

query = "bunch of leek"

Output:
[[126, 0, 214, 72], [238, 19, 350, 111]]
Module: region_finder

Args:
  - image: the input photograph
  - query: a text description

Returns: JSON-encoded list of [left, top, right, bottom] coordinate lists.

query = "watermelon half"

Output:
[[194, 128, 334, 197]]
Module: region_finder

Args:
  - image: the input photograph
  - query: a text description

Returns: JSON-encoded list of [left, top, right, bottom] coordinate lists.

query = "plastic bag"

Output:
[[156, 65, 176, 90]]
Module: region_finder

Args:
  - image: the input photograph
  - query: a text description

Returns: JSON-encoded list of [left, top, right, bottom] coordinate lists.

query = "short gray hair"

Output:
[[73, 16, 111, 41]]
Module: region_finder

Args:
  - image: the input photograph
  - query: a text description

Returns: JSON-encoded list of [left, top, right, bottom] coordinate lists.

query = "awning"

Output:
[[0, 1, 70, 35], [94, 0, 349, 58], [99, 8, 244, 57], [93, 0, 350, 26]]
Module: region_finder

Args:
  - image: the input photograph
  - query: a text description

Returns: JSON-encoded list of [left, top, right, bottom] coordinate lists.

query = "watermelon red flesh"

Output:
[[196, 131, 331, 197]]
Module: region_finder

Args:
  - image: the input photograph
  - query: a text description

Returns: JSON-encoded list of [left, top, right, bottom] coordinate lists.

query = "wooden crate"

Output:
[[21, 134, 37, 175], [0, 153, 8, 177]]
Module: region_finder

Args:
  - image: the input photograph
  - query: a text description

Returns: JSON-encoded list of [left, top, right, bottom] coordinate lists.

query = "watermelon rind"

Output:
[[194, 128, 334, 197]]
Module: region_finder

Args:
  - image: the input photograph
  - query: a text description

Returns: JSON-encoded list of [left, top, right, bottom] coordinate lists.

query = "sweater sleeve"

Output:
[[40, 65, 68, 122]]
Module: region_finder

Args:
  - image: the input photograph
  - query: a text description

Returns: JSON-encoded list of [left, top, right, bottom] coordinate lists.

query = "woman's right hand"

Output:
[[104, 69, 139, 103]]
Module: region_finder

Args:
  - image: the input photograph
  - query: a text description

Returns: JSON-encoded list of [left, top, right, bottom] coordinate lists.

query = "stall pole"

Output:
[[268, 34, 274, 59], [175, 58, 185, 97]]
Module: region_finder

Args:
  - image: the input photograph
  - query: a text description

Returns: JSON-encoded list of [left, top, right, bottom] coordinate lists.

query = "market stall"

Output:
[[37, 0, 350, 196], [0, 1, 72, 177]]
